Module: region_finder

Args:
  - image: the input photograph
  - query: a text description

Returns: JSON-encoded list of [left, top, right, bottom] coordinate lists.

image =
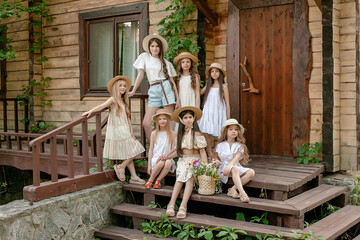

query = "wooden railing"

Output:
[[0, 98, 29, 133]]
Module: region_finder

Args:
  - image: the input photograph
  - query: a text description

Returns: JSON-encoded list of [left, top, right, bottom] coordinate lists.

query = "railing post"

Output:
[[82, 119, 89, 174], [25, 102, 29, 133], [32, 144, 40, 186], [14, 100, 18, 132], [3, 100, 7, 132], [95, 113, 103, 172], [67, 128, 74, 178], [50, 137, 58, 182]]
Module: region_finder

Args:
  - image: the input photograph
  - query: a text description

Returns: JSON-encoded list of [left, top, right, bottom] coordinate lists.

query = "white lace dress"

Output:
[[179, 75, 196, 107], [216, 141, 251, 184], [198, 87, 227, 138], [176, 133, 207, 182], [151, 131, 176, 173], [103, 105, 145, 160]]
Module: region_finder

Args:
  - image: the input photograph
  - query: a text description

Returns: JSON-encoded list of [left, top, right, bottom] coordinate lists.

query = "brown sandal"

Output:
[[176, 206, 187, 219], [166, 205, 175, 217], [227, 186, 240, 199], [114, 165, 126, 182], [239, 193, 250, 203], [129, 176, 145, 185]]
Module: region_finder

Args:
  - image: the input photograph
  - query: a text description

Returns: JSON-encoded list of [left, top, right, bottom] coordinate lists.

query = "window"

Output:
[[79, 3, 148, 98]]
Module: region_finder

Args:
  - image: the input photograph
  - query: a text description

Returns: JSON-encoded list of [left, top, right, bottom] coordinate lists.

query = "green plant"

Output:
[[134, 159, 148, 168], [198, 226, 214, 240], [297, 142, 322, 164], [89, 158, 113, 173], [173, 222, 196, 240], [306, 202, 340, 227], [250, 212, 269, 225], [212, 226, 247, 240], [29, 120, 52, 133], [155, 0, 200, 64], [141, 214, 177, 238], [351, 176, 360, 205], [147, 201, 162, 209]]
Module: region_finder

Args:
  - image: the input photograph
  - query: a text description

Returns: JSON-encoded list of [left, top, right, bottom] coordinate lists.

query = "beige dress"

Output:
[[103, 105, 145, 160], [176, 132, 207, 182]]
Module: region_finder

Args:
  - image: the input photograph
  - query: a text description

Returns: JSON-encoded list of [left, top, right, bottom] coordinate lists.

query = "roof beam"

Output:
[[191, 0, 218, 26]]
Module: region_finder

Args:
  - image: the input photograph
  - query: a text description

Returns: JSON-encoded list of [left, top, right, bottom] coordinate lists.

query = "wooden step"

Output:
[[305, 205, 360, 240], [95, 226, 176, 240], [353, 234, 360, 240], [111, 203, 307, 237]]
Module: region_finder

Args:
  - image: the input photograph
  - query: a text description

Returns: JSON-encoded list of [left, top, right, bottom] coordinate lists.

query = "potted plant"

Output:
[[191, 159, 219, 195]]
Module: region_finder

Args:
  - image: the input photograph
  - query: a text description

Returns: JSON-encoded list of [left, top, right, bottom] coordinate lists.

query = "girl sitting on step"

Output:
[[166, 106, 207, 219], [215, 119, 255, 203], [82, 76, 145, 185], [145, 109, 177, 189]]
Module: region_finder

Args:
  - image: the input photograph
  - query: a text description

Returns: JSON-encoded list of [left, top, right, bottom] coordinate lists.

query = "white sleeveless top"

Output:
[[179, 75, 196, 107], [151, 131, 176, 173]]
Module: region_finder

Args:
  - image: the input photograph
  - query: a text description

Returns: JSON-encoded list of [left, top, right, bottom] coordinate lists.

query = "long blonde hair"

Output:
[[154, 114, 173, 145], [218, 125, 250, 165], [111, 80, 130, 118]]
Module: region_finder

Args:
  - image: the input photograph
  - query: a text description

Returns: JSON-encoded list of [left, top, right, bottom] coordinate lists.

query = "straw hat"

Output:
[[107, 76, 132, 93], [208, 62, 226, 77], [221, 118, 245, 135], [173, 52, 198, 65], [152, 109, 172, 122], [171, 106, 202, 123], [142, 33, 168, 53]]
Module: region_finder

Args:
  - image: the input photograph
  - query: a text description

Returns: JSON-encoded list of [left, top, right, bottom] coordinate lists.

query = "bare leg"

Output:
[[203, 133, 213, 158], [229, 169, 255, 193], [143, 107, 159, 141], [164, 104, 175, 128], [148, 161, 165, 182], [168, 181, 184, 207], [231, 167, 246, 195], [121, 159, 139, 179], [156, 160, 173, 181], [179, 176, 194, 209]]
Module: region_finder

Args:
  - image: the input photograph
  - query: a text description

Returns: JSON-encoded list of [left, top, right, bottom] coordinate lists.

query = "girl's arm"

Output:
[[129, 69, 145, 97], [199, 148, 208, 163], [223, 85, 231, 119], [169, 77, 180, 108], [147, 131, 155, 175], [200, 85, 207, 95], [223, 151, 242, 176], [82, 97, 114, 118], [162, 131, 178, 160], [127, 117, 136, 140], [195, 74, 201, 108]]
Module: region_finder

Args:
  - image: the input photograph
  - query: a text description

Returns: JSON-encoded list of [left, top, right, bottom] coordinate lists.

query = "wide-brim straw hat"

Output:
[[171, 106, 202, 123], [107, 76, 132, 93], [152, 109, 172, 122], [221, 118, 245, 135], [142, 33, 168, 53], [173, 52, 198, 65], [208, 62, 226, 77]]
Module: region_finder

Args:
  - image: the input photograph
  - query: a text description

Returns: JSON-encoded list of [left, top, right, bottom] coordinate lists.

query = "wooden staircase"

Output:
[[95, 158, 360, 240]]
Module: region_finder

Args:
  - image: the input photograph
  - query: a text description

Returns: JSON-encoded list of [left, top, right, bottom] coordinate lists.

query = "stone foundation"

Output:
[[0, 182, 126, 240]]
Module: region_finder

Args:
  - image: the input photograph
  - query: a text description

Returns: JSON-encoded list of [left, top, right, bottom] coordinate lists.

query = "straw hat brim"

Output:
[[171, 106, 202, 123], [220, 119, 245, 135], [207, 64, 226, 78], [173, 52, 198, 65], [152, 111, 172, 122], [107, 76, 132, 93], [142, 34, 168, 53]]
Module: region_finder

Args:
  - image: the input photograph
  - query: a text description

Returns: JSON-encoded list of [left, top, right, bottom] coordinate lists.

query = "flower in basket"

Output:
[[191, 159, 219, 180]]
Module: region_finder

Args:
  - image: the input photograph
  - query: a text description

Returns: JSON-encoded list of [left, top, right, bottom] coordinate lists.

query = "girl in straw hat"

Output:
[[198, 63, 230, 157], [82, 76, 145, 184], [173, 52, 201, 108], [166, 106, 207, 219], [215, 119, 255, 203], [130, 33, 180, 141], [145, 109, 177, 189]]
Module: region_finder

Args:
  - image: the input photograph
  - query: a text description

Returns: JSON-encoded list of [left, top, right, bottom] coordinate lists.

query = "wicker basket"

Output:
[[197, 175, 215, 195]]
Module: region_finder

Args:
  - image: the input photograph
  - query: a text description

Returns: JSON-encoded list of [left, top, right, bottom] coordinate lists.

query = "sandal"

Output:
[[114, 165, 126, 182], [144, 180, 153, 189], [239, 193, 250, 203], [165, 205, 175, 217], [176, 206, 187, 219], [153, 180, 161, 189], [227, 186, 240, 199], [129, 176, 145, 185]]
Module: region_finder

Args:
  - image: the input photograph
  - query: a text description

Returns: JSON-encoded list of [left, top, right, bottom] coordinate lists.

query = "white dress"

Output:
[[198, 87, 227, 138], [103, 105, 145, 160], [151, 131, 176, 173], [216, 141, 251, 184], [179, 75, 196, 107]]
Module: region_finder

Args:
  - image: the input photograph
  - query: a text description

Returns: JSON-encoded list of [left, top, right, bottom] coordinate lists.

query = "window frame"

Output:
[[79, 3, 149, 99]]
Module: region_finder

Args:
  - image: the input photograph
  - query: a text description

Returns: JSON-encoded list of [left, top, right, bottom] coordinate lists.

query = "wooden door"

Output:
[[227, 0, 311, 157]]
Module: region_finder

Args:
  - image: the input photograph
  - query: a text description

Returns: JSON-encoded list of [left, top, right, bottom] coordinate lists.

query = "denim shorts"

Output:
[[148, 80, 175, 108]]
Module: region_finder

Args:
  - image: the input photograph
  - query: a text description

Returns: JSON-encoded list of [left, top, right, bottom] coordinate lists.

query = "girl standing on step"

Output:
[[82, 76, 145, 185], [166, 106, 207, 219], [215, 118, 255, 203], [145, 109, 177, 189], [198, 63, 230, 158], [130, 33, 180, 141], [173, 52, 201, 108]]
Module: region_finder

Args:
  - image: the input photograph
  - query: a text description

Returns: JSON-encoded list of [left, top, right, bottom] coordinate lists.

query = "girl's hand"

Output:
[[156, 156, 163, 163], [223, 164, 232, 176], [131, 133, 136, 140], [175, 99, 180, 109], [129, 90, 135, 97], [82, 111, 92, 118]]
